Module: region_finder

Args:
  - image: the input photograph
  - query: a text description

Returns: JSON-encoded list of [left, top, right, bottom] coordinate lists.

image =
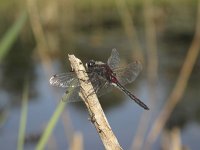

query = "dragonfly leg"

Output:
[[79, 78, 89, 83], [86, 88, 96, 98], [88, 111, 96, 123]]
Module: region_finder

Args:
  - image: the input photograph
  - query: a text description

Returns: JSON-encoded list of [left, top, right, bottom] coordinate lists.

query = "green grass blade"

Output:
[[17, 78, 29, 150], [0, 11, 27, 62], [35, 101, 66, 150], [35, 88, 75, 150]]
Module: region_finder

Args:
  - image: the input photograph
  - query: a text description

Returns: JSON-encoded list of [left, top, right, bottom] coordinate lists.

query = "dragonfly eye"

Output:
[[86, 60, 95, 68]]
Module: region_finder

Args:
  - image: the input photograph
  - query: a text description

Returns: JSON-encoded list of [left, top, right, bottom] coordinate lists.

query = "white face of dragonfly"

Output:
[[85, 60, 105, 70], [85, 60, 95, 69]]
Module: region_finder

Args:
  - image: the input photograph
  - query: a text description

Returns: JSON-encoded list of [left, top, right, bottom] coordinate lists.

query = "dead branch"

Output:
[[68, 55, 123, 150]]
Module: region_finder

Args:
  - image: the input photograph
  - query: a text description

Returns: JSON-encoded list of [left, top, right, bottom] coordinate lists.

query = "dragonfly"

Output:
[[49, 49, 149, 110]]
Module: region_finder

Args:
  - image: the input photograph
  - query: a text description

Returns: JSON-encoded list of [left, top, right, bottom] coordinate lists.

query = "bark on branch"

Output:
[[68, 54, 122, 150]]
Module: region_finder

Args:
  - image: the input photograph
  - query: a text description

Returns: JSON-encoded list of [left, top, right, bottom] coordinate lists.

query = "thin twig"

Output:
[[170, 128, 182, 150], [69, 132, 83, 150], [68, 55, 123, 150], [144, 0, 200, 148]]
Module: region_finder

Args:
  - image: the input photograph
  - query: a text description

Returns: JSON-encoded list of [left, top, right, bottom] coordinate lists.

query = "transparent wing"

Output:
[[107, 49, 120, 70], [60, 72, 110, 102], [62, 74, 111, 102], [88, 72, 114, 97], [96, 82, 114, 97], [49, 72, 79, 88], [89, 73, 110, 96], [95, 61, 142, 96], [61, 86, 82, 102], [114, 60, 142, 85]]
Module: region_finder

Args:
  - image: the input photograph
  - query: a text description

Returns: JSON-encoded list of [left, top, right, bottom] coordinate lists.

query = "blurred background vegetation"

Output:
[[0, 0, 200, 149]]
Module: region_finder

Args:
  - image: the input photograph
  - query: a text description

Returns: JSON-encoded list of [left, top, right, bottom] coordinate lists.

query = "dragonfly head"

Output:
[[86, 60, 95, 69]]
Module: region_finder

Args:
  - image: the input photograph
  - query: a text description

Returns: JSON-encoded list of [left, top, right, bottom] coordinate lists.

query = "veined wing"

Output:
[[107, 49, 120, 70], [96, 82, 114, 97], [49, 72, 79, 88], [95, 61, 142, 97], [113, 60, 142, 85], [90, 73, 113, 97], [61, 72, 110, 102], [61, 86, 82, 102], [62, 73, 110, 102]]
